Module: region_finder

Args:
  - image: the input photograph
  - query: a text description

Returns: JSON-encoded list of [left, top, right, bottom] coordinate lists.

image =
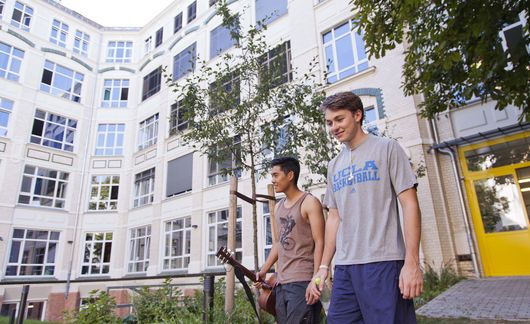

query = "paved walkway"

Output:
[[417, 277, 530, 321]]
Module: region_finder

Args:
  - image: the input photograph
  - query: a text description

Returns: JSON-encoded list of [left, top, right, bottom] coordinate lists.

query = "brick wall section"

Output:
[[109, 289, 131, 318], [46, 292, 79, 322]]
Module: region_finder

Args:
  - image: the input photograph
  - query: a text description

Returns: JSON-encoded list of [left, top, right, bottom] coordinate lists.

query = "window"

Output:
[[169, 100, 189, 135], [134, 168, 155, 207], [323, 20, 368, 83], [73, 30, 90, 56], [5, 229, 60, 276], [30, 109, 77, 152], [210, 24, 237, 59], [173, 42, 196, 80], [207, 207, 242, 266], [50, 19, 69, 48], [11, 1, 33, 31], [81, 232, 112, 275], [88, 175, 120, 210], [0, 0, 5, 18], [255, 0, 287, 26], [101, 79, 129, 108], [0, 97, 14, 136], [142, 66, 161, 100], [138, 113, 159, 150], [208, 135, 241, 186], [209, 0, 218, 6], [18, 165, 69, 208], [128, 225, 151, 272], [167, 153, 193, 197], [144, 36, 152, 54], [95, 123, 125, 156], [363, 105, 379, 125], [0, 41, 24, 81], [209, 72, 240, 116], [260, 41, 292, 86], [174, 12, 183, 33], [501, 13, 529, 69], [155, 27, 163, 47], [262, 203, 273, 260], [106, 41, 133, 63], [187, 1, 196, 23], [40, 60, 84, 102], [163, 217, 192, 270]]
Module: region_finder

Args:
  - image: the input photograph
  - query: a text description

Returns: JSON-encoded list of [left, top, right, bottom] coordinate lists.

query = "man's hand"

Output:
[[254, 270, 266, 289], [309, 268, 328, 299], [399, 262, 423, 299]]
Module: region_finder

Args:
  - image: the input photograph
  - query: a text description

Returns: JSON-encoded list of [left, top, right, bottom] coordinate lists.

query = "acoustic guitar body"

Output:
[[258, 273, 277, 316]]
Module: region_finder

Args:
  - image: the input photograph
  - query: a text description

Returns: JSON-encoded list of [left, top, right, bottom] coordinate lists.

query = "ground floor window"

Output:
[[163, 216, 192, 270], [207, 207, 242, 267]]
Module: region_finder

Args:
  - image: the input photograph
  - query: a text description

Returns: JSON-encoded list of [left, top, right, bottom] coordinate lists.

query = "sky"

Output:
[[59, 0, 175, 27]]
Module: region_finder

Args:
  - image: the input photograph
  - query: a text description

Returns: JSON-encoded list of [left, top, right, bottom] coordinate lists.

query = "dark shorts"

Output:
[[275, 281, 322, 324], [327, 260, 416, 324]]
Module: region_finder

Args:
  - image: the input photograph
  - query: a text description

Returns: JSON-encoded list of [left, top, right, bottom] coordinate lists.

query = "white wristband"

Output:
[[319, 265, 329, 270]]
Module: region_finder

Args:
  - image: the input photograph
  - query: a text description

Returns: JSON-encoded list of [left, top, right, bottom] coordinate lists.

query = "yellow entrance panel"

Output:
[[461, 132, 530, 276]]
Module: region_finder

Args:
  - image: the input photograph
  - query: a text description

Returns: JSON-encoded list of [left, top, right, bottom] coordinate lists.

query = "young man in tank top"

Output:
[[255, 157, 325, 323], [312, 92, 423, 323]]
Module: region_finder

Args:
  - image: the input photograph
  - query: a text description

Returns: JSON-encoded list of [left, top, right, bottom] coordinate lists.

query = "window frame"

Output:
[[81, 232, 113, 276], [169, 100, 189, 135], [49, 19, 69, 48], [11, 1, 33, 31], [207, 135, 241, 186], [0, 0, 5, 18], [155, 27, 163, 48], [101, 79, 129, 108], [0, 97, 14, 137], [88, 175, 120, 211], [174, 12, 183, 33], [260, 41, 292, 87], [173, 42, 196, 81], [322, 19, 369, 84], [0, 41, 24, 81], [5, 228, 60, 277], [106, 41, 133, 63], [18, 165, 69, 209], [40, 60, 84, 103], [187, 1, 197, 23], [133, 167, 155, 208], [163, 217, 192, 270], [142, 66, 162, 101], [30, 109, 77, 152], [207, 207, 242, 267], [128, 225, 151, 273], [137, 113, 159, 151], [73, 30, 90, 56], [95, 123, 125, 156]]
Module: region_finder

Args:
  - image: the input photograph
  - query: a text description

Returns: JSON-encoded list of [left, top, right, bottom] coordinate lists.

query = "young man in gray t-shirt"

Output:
[[311, 92, 423, 323]]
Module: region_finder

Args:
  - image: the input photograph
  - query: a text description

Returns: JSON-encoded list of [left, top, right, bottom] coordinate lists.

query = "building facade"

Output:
[[0, 0, 527, 321]]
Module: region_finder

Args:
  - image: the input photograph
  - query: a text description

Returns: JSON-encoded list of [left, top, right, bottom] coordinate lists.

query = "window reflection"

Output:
[[474, 175, 528, 233], [465, 137, 530, 172]]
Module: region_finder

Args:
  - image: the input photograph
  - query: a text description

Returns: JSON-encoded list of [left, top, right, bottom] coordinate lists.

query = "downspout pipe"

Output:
[[430, 119, 480, 278]]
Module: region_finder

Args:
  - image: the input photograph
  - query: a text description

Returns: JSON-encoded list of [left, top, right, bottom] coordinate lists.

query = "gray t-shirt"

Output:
[[324, 135, 417, 265]]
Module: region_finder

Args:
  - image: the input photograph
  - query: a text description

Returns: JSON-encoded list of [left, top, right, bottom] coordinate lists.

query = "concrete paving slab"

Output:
[[417, 277, 530, 322]]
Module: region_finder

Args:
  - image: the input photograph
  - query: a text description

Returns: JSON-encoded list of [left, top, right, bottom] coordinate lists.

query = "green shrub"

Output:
[[63, 290, 121, 324], [415, 262, 466, 308]]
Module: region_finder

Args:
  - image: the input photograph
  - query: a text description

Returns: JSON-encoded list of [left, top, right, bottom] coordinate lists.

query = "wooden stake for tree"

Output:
[[225, 176, 238, 315]]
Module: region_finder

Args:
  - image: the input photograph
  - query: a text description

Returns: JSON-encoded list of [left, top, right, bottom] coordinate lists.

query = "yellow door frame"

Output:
[[459, 132, 530, 276]]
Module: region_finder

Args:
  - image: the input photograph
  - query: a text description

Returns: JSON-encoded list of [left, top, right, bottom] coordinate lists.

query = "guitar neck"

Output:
[[228, 258, 259, 283]]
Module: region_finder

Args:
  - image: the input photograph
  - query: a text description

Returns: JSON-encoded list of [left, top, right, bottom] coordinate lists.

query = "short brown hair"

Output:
[[319, 92, 364, 122]]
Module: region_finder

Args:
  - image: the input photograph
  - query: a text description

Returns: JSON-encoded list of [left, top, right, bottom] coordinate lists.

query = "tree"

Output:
[[165, 1, 332, 271], [64, 290, 121, 324], [350, 0, 529, 119]]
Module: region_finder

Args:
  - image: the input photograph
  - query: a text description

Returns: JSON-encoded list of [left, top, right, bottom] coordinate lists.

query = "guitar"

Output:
[[216, 246, 277, 316]]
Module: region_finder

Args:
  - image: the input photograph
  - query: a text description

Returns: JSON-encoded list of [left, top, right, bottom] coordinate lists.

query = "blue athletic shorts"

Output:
[[327, 260, 416, 324]]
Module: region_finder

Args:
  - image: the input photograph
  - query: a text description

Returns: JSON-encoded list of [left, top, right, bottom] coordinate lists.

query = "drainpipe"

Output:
[[65, 43, 102, 298], [430, 118, 480, 278]]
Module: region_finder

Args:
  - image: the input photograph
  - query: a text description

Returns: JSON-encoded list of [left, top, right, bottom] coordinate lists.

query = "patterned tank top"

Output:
[[275, 192, 315, 284]]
